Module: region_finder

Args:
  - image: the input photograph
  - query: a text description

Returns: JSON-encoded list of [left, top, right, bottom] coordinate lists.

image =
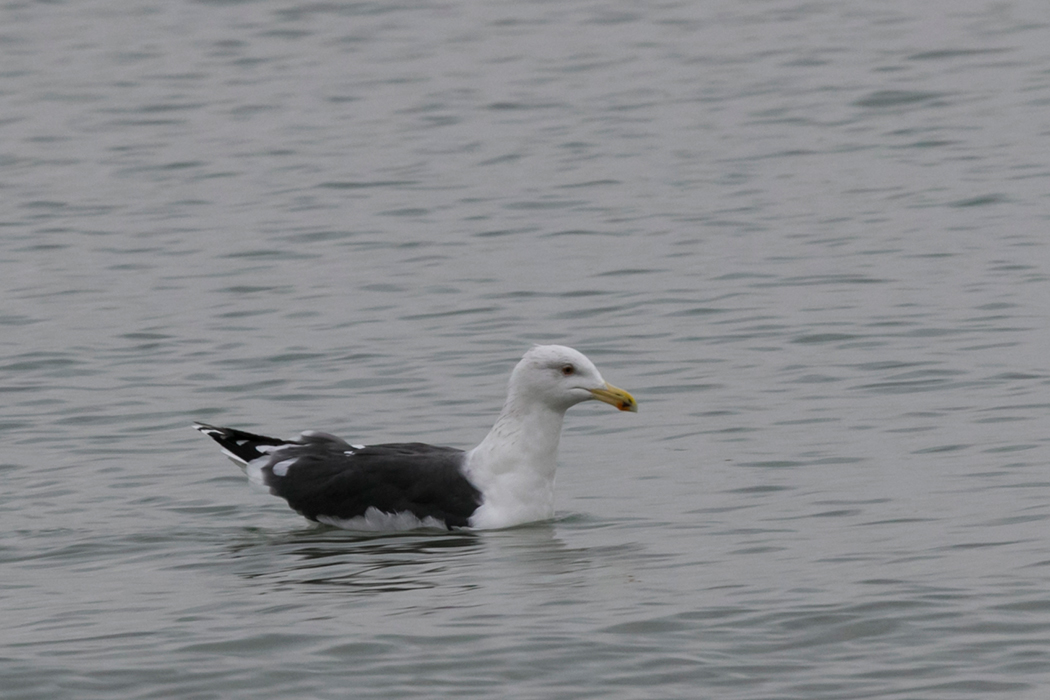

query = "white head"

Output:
[[506, 345, 637, 414]]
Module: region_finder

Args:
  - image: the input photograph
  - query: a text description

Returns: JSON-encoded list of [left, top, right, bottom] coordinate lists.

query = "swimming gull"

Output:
[[195, 345, 637, 530]]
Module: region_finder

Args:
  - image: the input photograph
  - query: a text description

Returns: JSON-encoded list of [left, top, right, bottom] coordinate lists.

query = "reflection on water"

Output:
[[227, 526, 484, 593], [222, 518, 646, 595]]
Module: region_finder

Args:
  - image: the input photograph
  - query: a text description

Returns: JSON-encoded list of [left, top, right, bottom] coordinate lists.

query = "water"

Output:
[[3, 0, 1050, 697]]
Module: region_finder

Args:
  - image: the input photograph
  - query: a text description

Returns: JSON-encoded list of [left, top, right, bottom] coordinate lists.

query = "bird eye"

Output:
[[561, 364, 575, 376]]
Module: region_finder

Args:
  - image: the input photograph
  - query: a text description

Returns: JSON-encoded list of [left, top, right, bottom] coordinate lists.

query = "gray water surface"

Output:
[[3, 0, 1050, 698]]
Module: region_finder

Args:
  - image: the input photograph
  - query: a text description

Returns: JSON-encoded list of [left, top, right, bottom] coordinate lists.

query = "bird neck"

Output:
[[475, 395, 565, 477], [463, 396, 566, 528]]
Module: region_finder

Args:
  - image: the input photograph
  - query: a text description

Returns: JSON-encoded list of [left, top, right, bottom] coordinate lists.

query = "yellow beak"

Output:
[[589, 382, 638, 412]]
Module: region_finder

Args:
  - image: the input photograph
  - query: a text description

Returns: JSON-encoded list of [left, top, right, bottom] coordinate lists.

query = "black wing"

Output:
[[195, 423, 481, 528], [262, 443, 481, 528]]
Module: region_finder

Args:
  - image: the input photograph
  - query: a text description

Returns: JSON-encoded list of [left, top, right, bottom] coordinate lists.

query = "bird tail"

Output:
[[193, 422, 292, 470]]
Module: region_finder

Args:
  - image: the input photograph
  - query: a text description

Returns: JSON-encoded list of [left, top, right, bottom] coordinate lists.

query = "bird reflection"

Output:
[[223, 518, 607, 594], [227, 526, 484, 593]]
